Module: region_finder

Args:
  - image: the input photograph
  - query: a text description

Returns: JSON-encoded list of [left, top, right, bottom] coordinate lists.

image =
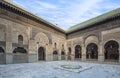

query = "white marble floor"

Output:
[[0, 61, 120, 78]]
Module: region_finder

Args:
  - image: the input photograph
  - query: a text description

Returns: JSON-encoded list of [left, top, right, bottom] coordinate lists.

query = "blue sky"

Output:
[[12, 0, 120, 30]]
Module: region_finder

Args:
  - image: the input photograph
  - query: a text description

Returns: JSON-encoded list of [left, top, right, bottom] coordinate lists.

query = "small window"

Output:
[[54, 43, 57, 48], [0, 47, 4, 53], [18, 35, 23, 44], [68, 47, 71, 54], [62, 44, 64, 47], [68, 47, 71, 52]]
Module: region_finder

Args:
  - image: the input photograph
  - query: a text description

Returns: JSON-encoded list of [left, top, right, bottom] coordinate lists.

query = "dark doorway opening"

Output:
[[61, 51, 65, 60], [75, 45, 81, 59], [86, 43, 98, 59], [38, 47, 45, 61], [53, 50, 58, 61], [104, 40, 119, 61]]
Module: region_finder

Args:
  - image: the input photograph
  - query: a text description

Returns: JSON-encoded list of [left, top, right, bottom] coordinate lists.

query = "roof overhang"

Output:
[[1, 0, 66, 34], [1, 0, 120, 35]]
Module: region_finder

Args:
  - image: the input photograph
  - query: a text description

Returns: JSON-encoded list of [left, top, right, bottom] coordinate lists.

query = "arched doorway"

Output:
[[18, 35, 23, 44], [53, 50, 58, 61], [61, 51, 65, 60], [86, 43, 98, 59], [13, 47, 28, 63], [13, 47, 27, 53], [38, 47, 45, 61], [75, 45, 81, 60], [104, 40, 119, 61]]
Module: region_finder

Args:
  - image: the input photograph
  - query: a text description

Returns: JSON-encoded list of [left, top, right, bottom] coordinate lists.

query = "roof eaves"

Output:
[[67, 8, 120, 33], [3, 0, 66, 33]]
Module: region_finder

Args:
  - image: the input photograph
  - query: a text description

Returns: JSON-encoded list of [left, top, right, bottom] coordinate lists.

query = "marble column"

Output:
[[71, 46, 75, 61], [81, 44, 86, 61], [98, 42, 104, 63], [28, 40, 37, 63], [46, 44, 53, 61], [5, 24, 13, 64], [58, 49, 61, 61]]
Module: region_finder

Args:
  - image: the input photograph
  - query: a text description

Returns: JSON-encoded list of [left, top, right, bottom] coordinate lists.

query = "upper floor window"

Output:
[[54, 43, 57, 48], [18, 35, 23, 44], [0, 47, 4, 53]]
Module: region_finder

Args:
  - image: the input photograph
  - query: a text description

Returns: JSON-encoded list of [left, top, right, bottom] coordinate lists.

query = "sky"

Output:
[[12, 0, 120, 30]]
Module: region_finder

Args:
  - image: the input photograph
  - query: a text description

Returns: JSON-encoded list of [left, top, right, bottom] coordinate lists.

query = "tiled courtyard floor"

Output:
[[0, 61, 120, 78]]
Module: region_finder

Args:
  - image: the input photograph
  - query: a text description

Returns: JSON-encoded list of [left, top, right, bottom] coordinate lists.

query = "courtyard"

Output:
[[0, 61, 120, 78]]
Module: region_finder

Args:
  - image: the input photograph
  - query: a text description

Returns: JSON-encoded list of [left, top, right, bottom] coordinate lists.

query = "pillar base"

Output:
[[71, 55, 74, 61], [58, 55, 61, 61], [82, 54, 86, 61], [6, 53, 13, 64], [28, 53, 37, 63], [98, 54, 104, 63], [46, 54, 53, 61], [0, 53, 6, 64]]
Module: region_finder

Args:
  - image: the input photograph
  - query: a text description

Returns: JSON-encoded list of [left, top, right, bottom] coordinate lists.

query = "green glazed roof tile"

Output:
[[67, 8, 120, 33]]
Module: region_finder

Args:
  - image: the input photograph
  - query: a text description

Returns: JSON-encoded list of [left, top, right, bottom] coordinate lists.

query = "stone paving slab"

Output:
[[0, 61, 120, 78]]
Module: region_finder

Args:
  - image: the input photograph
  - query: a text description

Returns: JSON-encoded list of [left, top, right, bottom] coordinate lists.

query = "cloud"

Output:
[[46, 0, 104, 29], [34, 1, 57, 9], [12, 0, 120, 30]]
